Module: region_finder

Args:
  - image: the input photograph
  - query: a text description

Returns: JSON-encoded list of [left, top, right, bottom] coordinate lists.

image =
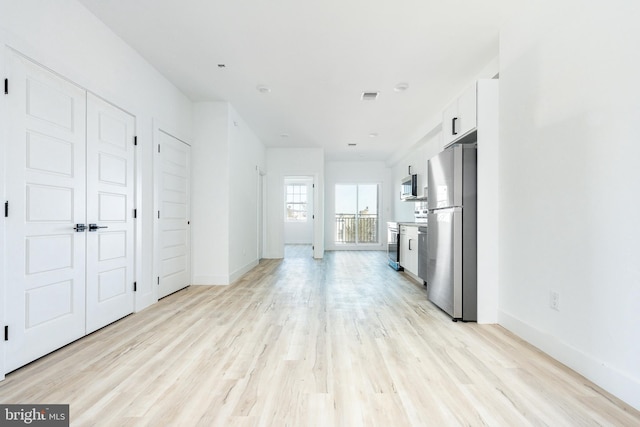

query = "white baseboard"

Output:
[[134, 290, 156, 312], [229, 260, 259, 283], [499, 310, 640, 411], [192, 260, 260, 286], [192, 275, 230, 285]]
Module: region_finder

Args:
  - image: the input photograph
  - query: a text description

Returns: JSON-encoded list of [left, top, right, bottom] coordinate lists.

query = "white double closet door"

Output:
[[4, 52, 135, 372]]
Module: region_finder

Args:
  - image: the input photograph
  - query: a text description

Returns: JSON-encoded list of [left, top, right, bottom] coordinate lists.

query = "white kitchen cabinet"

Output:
[[443, 83, 477, 148], [437, 79, 500, 322], [399, 225, 419, 276], [404, 151, 428, 200]]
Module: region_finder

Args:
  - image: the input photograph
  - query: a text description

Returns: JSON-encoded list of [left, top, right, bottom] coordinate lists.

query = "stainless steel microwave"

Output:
[[400, 174, 417, 200]]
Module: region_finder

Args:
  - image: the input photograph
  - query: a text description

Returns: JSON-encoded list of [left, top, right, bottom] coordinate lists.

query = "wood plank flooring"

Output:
[[1, 248, 639, 426]]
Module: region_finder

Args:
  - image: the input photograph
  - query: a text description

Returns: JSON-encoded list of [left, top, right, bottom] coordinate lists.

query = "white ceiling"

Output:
[[78, 0, 520, 163]]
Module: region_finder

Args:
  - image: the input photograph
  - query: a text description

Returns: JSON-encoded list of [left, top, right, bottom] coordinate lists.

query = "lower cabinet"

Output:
[[400, 225, 419, 276]]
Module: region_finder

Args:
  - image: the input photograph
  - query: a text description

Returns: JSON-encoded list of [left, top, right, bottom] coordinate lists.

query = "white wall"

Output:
[[266, 148, 324, 259], [475, 80, 500, 324], [498, 0, 640, 410], [191, 102, 266, 284], [228, 105, 266, 281], [191, 102, 229, 284], [284, 177, 314, 244], [325, 161, 392, 251], [0, 0, 193, 309]]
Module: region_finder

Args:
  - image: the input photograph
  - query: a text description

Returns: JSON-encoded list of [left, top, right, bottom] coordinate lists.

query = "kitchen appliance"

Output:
[[400, 174, 417, 200], [414, 201, 428, 223], [426, 144, 477, 321], [387, 222, 403, 271], [417, 225, 428, 284]]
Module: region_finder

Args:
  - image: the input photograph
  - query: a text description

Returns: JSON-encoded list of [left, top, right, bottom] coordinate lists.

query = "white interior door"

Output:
[[85, 94, 135, 333], [258, 171, 265, 259], [4, 52, 87, 372], [157, 130, 190, 298]]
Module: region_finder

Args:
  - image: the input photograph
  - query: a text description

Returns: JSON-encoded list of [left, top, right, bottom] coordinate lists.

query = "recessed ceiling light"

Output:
[[280, 133, 289, 138], [348, 143, 357, 147], [256, 85, 271, 93], [361, 92, 379, 101], [368, 132, 378, 138], [217, 64, 226, 68], [394, 82, 409, 92]]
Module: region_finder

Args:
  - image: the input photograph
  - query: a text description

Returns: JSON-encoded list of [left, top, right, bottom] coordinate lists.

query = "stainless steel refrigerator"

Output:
[[426, 144, 477, 321]]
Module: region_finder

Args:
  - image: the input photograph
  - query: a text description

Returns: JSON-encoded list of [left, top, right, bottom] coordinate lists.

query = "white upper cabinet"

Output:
[[443, 83, 478, 148]]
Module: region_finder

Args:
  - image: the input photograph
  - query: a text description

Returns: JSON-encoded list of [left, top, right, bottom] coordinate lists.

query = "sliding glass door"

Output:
[[335, 184, 379, 245]]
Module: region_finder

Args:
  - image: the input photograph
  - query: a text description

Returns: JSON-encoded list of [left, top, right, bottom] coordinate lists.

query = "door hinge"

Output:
[[312, 214, 315, 219], [157, 210, 160, 219], [134, 136, 138, 146], [4, 326, 8, 341], [312, 246, 315, 250], [133, 282, 137, 292], [133, 208, 137, 218], [157, 277, 160, 285], [4, 78, 7, 95], [4, 201, 7, 218], [158, 144, 161, 153]]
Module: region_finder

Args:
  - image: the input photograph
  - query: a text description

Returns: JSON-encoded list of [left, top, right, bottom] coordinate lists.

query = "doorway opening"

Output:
[[284, 176, 314, 258]]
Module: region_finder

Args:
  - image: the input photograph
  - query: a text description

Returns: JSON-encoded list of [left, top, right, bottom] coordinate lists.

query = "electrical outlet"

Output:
[[549, 290, 560, 311]]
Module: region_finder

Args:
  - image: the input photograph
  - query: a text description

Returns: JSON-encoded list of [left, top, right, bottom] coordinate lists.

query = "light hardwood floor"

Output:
[[1, 249, 639, 426]]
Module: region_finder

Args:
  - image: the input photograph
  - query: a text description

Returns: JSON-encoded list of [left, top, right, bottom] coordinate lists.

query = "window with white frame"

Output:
[[285, 183, 308, 221], [334, 183, 379, 244]]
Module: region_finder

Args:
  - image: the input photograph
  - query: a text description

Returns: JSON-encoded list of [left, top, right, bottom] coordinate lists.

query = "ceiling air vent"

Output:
[[361, 92, 379, 101]]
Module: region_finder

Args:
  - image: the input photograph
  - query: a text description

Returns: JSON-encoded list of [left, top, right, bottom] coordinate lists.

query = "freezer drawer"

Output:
[[426, 208, 462, 319]]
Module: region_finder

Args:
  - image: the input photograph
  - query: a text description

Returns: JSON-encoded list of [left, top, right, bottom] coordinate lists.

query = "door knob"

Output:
[[74, 224, 87, 232], [88, 224, 108, 232]]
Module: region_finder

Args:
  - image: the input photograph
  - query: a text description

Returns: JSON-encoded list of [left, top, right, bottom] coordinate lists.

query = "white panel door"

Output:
[[5, 52, 87, 372], [85, 94, 135, 333], [157, 130, 191, 298]]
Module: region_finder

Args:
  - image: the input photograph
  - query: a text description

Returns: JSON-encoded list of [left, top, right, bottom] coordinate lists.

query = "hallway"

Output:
[[0, 251, 638, 426]]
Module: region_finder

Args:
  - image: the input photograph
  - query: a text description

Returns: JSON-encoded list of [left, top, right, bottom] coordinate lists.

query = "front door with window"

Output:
[[284, 178, 313, 245]]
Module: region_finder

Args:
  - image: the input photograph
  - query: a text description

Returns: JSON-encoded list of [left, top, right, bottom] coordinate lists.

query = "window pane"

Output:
[[358, 184, 377, 215], [358, 184, 377, 244], [285, 183, 308, 222], [335, 183, 378, 244], [335, 185, 357, 215]]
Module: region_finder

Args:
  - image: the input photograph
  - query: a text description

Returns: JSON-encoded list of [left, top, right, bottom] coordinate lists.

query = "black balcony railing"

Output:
[[335, 213, 378, 244]]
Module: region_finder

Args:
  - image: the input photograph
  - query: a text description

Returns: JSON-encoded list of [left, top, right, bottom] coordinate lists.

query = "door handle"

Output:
[[452, 117, 458, 135], [74, 224, 87, 232], [408, 238, 413, 250], [88, 224, 108, 232]]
